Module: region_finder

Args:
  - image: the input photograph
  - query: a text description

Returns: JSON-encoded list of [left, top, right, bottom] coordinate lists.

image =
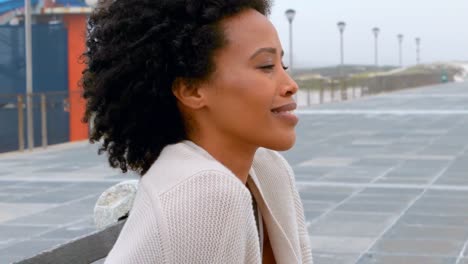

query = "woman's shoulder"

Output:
[[253, 148, 294, 175], [140, 141, 249, 197]]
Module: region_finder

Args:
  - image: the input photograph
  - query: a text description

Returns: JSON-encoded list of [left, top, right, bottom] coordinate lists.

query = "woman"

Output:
[[82, 0, 313, 263]]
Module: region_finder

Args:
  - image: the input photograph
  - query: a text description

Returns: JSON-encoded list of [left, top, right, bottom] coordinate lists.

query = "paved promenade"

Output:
[[0, 81, 467, 263]]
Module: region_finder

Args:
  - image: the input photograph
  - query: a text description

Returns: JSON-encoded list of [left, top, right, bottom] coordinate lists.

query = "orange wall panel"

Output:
[[63, 15, 89, 141]]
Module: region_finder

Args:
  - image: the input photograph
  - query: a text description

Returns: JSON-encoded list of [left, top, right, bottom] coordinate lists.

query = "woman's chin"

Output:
[[262, 134, 296, 151]]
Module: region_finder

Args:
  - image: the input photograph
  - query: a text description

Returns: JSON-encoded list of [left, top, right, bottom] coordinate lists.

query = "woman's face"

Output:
[[199, 9, 299, 151]]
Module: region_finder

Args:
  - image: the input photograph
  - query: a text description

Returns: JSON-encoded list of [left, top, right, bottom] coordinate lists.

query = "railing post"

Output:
[[26, 93, 34, 150], [319, 80, 324, 104], [17, 95, 25, 152], [331, 81, 335, 101], [41, 93, 48, 148], [307, 87, 311, 106]]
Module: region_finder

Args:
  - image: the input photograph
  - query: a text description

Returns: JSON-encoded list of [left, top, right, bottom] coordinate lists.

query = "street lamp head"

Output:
[[285, 9, 296, 23], [372, 27, 380, 37], [337, 21, 346, 33], [397, 34, 404, 42], [85, 0, 98, 7]]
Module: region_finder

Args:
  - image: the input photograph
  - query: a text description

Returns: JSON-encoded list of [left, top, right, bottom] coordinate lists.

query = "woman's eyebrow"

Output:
[[249, 47, 284, 60]]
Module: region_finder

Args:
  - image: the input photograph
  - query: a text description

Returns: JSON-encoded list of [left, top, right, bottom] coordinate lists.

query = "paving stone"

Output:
[[4, 211, 91, 226], [310, 236, 374, 254], [357, 188, 422, 196], [318, 176, 373, 183], [0, 225, 52, 241], [334, 202, 407, 214], [435, 178, 468, 185], [415, 196, 468, 206], [399, 214, 468, 227], [407, 204, 468, 216], [8, 189, 101, 204], [298, 186, 357, 194], [295, 174, 325, 181], [383, 224, 468, 241], [424, 190, 468, 198], [305, 210, 326, 220], [302, 201, 336, 211], [309, 217, 390, 237], [321, 212, 396, 223], [298, 157, 356, 167], [370, 238, 464, 256], [299, 193, 351, 202], [345, 194, 415, 204], [357, 254, 456, 264], [0, 239, 67, 262], [311, 252, 360, 264], [0, 203, 56, 223], [375, 177, 432, 184], [38, 226, 96, 239]]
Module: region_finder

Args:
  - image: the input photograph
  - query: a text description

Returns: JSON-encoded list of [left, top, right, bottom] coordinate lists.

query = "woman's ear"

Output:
[[172, 78, 206, 110]]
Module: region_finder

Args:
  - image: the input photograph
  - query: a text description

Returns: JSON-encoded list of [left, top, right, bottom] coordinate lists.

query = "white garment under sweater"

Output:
[[105, 140, 313, 264]]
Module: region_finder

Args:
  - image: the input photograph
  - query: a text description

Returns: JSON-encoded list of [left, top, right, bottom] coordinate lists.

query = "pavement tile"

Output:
[[424, 190, 468, 198], [320, 212, 396, 223], [345, 194, 415, 204], [383, 224, 468, 241], [311, 252, 360, 264], [399, 214, 468, 227], [302, 201, 336, 211], [0, 203, 56, 223], [0, 225, 52, 241], [38, 226, 96, 239], [357, 187, 422, 196], [375, 177, 432, 184], [318, 176, 374, 183], [356, 254, 456, 264], [370, 238, 464, 256], [310, 236, 374, 254], [309, 217, 390, 237], [298, 157, 356, 167], [4, 211, 91, 226], [407, 204, 468, 216], [0, 239, 67, 263], [305, 210, 326, 221], [334, 202, 407, 214], [300, 193, 351, 203], [298, 186, 357, 194]]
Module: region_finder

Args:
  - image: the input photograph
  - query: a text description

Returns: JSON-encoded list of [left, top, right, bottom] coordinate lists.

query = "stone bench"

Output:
[[14, 180, 139, 264]]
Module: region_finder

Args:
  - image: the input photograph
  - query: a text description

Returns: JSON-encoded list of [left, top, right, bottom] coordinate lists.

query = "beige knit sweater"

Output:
[[105, 141, 313, 264]]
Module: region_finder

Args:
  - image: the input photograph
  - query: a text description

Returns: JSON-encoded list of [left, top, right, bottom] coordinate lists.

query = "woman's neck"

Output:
[[189, 136, 257, 184]]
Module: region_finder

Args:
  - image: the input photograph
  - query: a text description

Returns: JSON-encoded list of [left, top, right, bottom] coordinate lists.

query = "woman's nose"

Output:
[[280, 72, 299, 97]]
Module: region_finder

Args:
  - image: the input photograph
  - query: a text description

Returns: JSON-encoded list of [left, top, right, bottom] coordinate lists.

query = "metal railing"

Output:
[[0, 91, 73, 153]]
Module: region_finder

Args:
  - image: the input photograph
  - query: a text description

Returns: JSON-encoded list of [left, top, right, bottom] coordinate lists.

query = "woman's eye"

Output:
[[259, 65, 275, 70], [282, 65, 289, 70]]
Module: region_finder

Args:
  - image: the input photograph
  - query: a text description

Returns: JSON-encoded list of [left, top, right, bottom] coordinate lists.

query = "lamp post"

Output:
[[397, 34, 404, 67], [24, 0, 34, 150], [372, 27, 380, 67], [415, 37, 421, 65], [337, 21, 346, 77], [285, 9, 296, 76]]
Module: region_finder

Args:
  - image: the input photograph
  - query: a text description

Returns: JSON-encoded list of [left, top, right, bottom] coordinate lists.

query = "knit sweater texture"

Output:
[[105, 140, 313, 264]]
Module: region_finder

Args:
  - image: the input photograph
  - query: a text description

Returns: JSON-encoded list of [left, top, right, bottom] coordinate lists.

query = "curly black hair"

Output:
[[81, 0, 272, 175]]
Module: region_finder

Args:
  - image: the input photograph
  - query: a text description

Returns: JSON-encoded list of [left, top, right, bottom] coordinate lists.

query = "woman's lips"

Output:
[[271, 102, 298, 125], [271, 102, 297, 113]]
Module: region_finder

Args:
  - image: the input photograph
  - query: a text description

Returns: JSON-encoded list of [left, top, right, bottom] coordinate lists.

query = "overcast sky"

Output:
[[268, 0, 468, 68]]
